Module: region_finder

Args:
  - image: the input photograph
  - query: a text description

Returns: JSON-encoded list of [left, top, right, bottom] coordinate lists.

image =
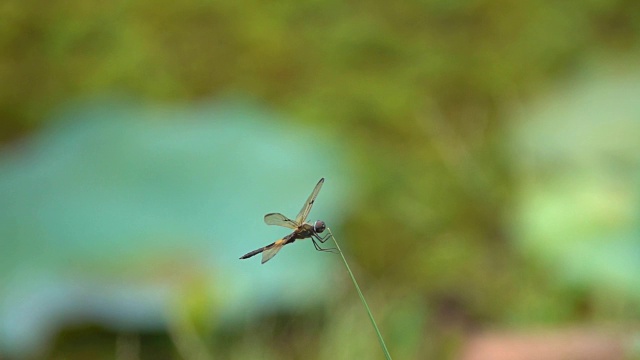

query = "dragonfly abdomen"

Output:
[[239, 241, 275, 259]]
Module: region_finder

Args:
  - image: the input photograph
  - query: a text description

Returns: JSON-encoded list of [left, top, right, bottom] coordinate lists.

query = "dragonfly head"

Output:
[[313, 220, 326, 233]]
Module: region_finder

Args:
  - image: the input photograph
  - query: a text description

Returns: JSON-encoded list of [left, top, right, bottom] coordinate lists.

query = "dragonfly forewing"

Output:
[[295, 178, 324, 224], [264, 213, 298, 229]]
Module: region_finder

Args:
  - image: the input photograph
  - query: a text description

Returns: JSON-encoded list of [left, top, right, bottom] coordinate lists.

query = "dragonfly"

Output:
[[240, 178, 335, 264]]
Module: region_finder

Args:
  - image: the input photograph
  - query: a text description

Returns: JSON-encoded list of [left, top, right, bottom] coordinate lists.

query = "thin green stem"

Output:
[[327, 228, 392, 360]]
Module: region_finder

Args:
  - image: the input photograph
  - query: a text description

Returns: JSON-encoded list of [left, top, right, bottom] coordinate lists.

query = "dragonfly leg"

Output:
[[312, 238, 338, 254], [315, 232, 334, 243]]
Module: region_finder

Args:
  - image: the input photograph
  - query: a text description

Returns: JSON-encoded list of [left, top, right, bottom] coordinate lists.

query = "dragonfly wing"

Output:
[[295, 178, 324, 224], [264, 213, 298, 229], [261, 239, 286, 264]]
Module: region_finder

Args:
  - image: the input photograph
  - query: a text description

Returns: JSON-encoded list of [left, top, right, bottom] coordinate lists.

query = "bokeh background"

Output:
[[1, 1, 640, 359]]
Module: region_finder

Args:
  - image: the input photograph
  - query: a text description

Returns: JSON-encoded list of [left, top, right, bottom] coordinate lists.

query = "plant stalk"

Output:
[[327, 228, 392, 360]]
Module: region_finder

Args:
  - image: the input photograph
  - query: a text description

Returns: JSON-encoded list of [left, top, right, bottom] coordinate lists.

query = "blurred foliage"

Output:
[[2, 0, 638, 137], [2, 0, 640, 358]]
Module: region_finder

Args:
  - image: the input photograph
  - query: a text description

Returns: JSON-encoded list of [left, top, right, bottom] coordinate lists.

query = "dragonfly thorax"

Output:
[[313, 220, 326, 233]]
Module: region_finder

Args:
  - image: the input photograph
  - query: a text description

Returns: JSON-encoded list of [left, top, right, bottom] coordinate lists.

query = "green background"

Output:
[[1, 0, 640, 359]]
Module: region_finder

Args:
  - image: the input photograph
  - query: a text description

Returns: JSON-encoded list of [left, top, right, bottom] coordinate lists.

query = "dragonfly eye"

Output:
[[313, 220, 326, 233]]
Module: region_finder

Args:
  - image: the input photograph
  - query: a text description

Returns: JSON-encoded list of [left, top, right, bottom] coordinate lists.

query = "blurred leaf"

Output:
[[511, 70, 640, 304], [0, 99, 355, 357]]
